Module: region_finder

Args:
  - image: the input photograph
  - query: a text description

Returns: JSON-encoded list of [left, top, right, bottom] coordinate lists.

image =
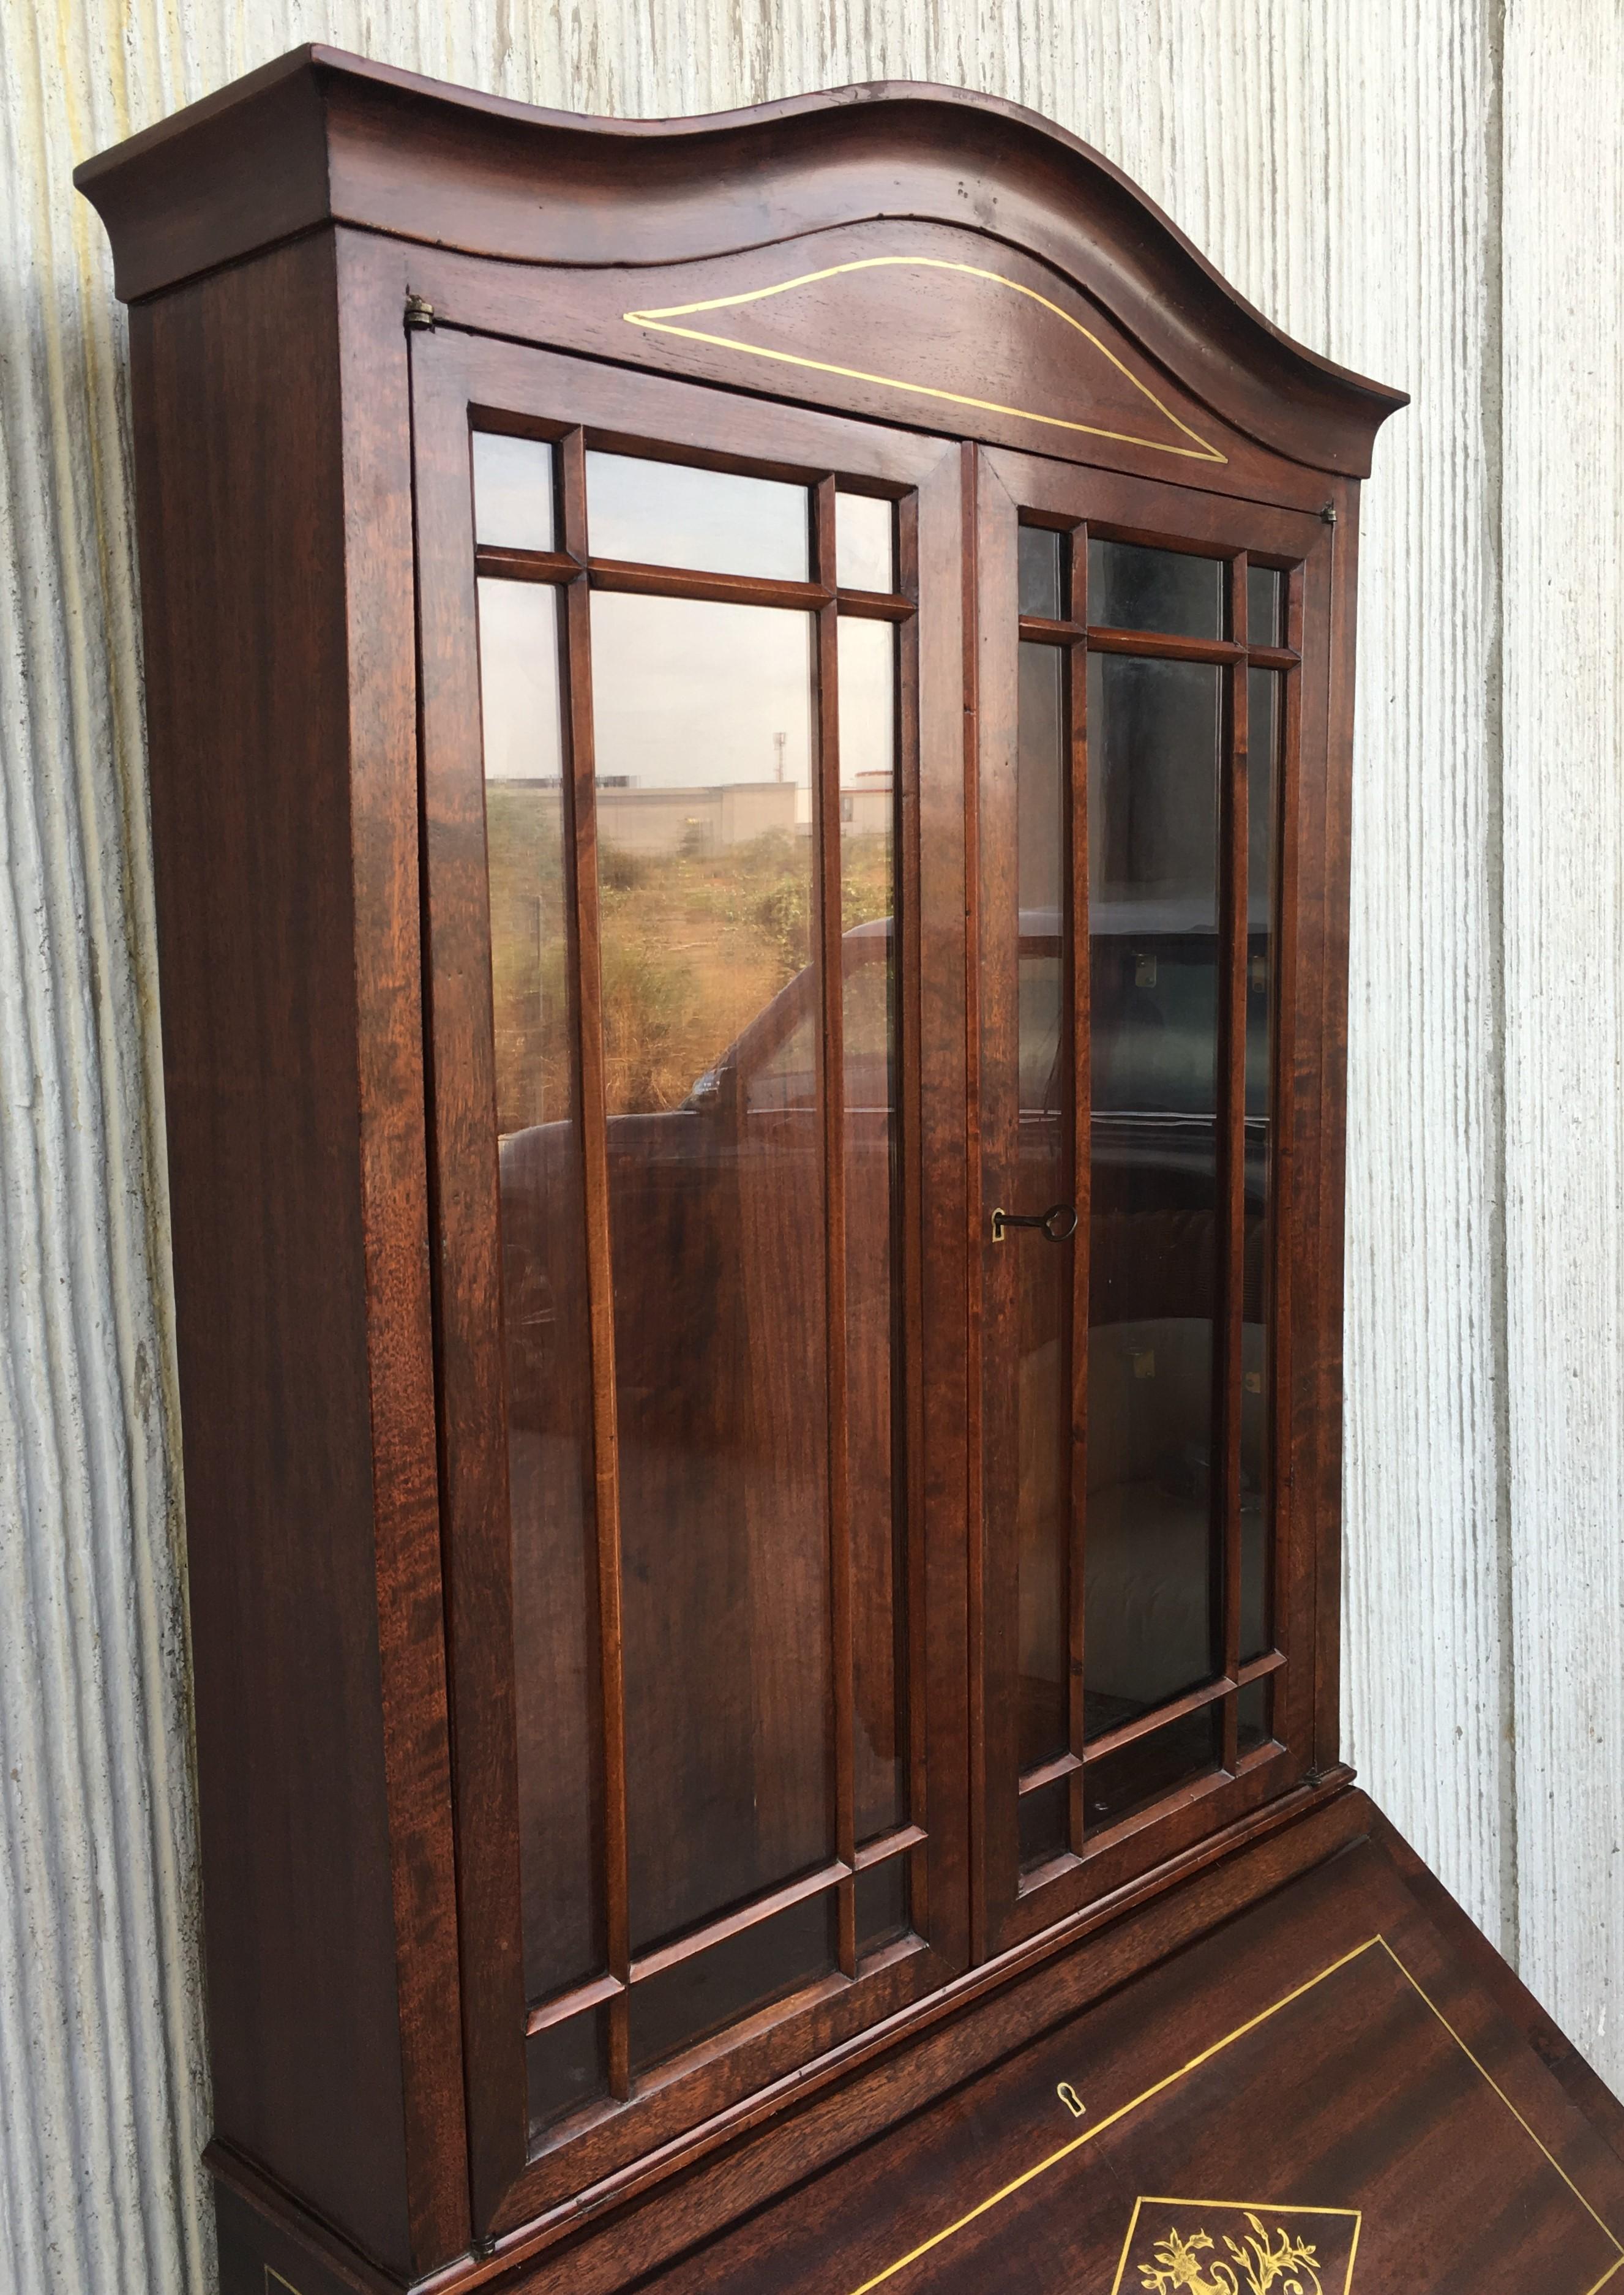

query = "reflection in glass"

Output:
[[1247, 564, 1284, 647], [479, 580, 604, 2009], [585, 451, 809, 580], [1018, 1778, 1070, 1871], [1018, 526, 1064, 619], [1237, 1676, 1271, 1756], [1088, 538, 1224, 640], [526, 2007, 608, 2142], [836, 493, 896, 592], [855, 1860, 910, 1958], [839, 616, 907, 1838], [1086, 655, 1222, 1734], [1085, 1707, 1220, 1829], [586, 590, 834, 1951], [473, 432, 556, 552], [1015, 642, 1072, 1775], [631, 1893, 836, 2072], [1241, 670, 1281, 1660]]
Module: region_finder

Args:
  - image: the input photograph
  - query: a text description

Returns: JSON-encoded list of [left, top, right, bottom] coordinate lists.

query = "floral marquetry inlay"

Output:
[[1112, 2201, 1360, 2295]]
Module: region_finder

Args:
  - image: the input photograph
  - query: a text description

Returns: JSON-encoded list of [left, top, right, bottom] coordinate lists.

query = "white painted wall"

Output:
[[2, 2, 1620, 2288]]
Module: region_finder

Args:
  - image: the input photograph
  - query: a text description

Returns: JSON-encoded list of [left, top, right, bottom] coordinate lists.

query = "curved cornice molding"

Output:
[[77, 47, 1407, 475]]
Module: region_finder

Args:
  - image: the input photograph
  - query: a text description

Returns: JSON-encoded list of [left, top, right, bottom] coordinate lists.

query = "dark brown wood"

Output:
[[637, 1797, 1624, 2295], [814, 474, 860, 1979], [1217, 553, 1251, 1774], [557, 424, 635, 2106], [94, 56, 1624, 2295], [73, 49, 1405, 482], [127, 226, 468, 2282]]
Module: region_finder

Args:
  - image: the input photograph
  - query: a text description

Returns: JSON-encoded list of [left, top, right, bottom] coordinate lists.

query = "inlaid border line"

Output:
[[844, 1936, 1382, 2293], [1374, 1937, 1624, 2266], [844, 1930, 1624, 2294], [623, 256, 1229, 465]]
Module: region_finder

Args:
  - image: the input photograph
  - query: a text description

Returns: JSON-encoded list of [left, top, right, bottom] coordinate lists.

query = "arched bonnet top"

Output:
[[78, 47, 1406, 479]]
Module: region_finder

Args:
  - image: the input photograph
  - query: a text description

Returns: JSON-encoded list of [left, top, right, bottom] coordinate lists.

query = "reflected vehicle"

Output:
[[498, 915, 894, 1448], [499, 903, 1267, 1727]]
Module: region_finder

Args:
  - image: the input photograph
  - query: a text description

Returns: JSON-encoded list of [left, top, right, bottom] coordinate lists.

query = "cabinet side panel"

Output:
[[129, 239, 415, 2276]]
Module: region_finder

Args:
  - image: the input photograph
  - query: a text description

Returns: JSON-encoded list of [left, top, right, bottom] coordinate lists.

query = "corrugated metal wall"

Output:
[[1, 2, 1620, 2288]]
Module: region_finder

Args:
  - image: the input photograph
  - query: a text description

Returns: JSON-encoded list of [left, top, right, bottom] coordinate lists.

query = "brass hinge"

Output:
[[1320, 500, 1338, 525], [404, 292, 436, 332]]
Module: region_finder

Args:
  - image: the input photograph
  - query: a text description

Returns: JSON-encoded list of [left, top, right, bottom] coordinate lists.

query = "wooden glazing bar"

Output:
[[1066, 530, 1091, 1853], [1238, 1649, 1288, 1685], [1269, 569, 1308, 1714], [834, 586, 915, 623], [1088, 624, 1248, 665], [473, 544, 578, 584], [1019, 621, 1300, 672], [852, 1822, 927, 1871], [1018, 1748, 1082, 1796], [1082, 1670, 1235, 1766], [558, 428, 633, 2101], [627, 1860, 850, 1985], [1217, 556, 1251, 1778], [814, 475, 858, 1980], [895, 482, 930, 1942], [525, 1972, 626, 2040], [588, 558, 833, 612]]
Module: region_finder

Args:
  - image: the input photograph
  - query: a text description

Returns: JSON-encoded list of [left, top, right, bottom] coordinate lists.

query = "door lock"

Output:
[[990, 1202, 1079, 1244]]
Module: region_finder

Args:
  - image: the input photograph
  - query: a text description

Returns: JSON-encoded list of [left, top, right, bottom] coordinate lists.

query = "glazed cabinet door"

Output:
[[972, 449, 1336, 1953], [411, 329, 970, 2233]]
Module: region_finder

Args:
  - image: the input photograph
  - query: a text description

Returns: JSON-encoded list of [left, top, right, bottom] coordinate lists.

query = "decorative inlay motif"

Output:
[[844, 1935, 1624, 2295], [1111, 2199, 1360, 2295], [623, 256, 1228, 463]]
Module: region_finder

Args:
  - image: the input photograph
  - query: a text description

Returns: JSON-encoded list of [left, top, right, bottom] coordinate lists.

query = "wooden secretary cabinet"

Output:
[[80, 50, 1624, 2295]]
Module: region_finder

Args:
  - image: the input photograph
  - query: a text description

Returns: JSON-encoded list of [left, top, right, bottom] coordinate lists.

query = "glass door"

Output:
[[973, 449, 1333, 1952], [413, 331, 970, 2233]]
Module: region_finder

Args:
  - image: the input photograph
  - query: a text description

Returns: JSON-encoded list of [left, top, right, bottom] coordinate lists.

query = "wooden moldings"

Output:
[[622, 255, 1227, 465], [650, 1813, 1624, 2295], [75, 50, 1405, 477]]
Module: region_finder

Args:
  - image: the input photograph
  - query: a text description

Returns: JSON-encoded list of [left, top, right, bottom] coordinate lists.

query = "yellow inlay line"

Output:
[[847, 1937, 1382, 2294], [624, 256, 1228, 464], [846, 1931, 1624, 2294], [1375, 1938, 1624, 2261]]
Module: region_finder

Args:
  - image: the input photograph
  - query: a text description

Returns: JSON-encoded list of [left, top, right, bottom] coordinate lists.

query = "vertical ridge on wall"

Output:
[[1501, 0, 1624, 2076], [2, 6, 1621, 2292], [0, 9, 208, 2295]]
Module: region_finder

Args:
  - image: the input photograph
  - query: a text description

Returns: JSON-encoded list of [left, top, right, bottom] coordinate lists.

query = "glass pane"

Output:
[[837, 493, 896, 592], [1238, 1676, 1272, 1756], [1241, 669, 1282, 1660], [855, 1860, 910, 1958], [586, 451, 809, 581], [839, 616, 907, 1839], [587, 591, 833, 1949], [1087, 655, 1222, 1732], [1018, 526, 1064, 619], [1018, 1777, 1071, 1871], [473, 432, 555, 552], [631, 1893, 837, 2073], [1084, 1707, 1220, 1831], [479, 582, 604, 2005], [1016, 642, 1072, 1773], [1248, 563, 1284, 647], [1088, 538, 1224, 640], [526, 2007, 608, 2143]]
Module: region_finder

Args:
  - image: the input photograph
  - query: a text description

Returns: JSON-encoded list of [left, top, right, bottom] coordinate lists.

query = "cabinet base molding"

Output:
[[210, 1788, 1624, 2295]]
